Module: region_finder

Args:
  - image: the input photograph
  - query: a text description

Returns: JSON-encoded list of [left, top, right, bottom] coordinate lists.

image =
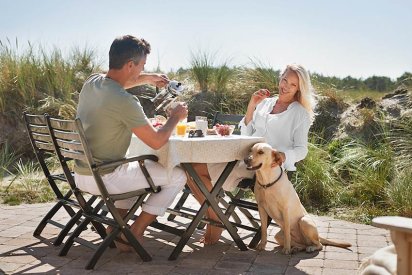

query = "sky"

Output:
[[1, 0, 411, 79]]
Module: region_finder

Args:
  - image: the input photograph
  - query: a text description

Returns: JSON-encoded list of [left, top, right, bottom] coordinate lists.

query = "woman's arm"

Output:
[[244, 89, 270, 125]]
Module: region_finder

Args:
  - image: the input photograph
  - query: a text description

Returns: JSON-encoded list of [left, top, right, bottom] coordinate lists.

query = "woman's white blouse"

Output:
[[239, 97, 311, 171]]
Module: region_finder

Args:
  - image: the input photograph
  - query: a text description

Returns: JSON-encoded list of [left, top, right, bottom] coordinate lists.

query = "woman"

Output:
[[187, 63, 316, 244]]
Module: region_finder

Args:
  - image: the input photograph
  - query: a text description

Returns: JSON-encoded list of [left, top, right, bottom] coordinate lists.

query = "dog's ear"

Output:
[[271, 150, 285, 167]]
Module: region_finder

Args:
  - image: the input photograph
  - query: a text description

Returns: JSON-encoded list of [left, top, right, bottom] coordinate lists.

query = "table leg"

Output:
[[168, 161, 247, 260]]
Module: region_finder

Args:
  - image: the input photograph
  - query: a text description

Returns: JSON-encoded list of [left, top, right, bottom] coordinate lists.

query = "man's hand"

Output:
[[143, 73, 169, 88], [153, 74, 169, 88], [169, 102, 188, 122], [127, 73, 170, 89]]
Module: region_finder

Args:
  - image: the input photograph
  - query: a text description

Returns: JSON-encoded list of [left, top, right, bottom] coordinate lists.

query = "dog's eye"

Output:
[[258, 150, 264, 155]]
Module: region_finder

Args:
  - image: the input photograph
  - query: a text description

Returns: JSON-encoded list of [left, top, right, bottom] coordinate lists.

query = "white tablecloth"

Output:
[[127, 135, 265, 173]]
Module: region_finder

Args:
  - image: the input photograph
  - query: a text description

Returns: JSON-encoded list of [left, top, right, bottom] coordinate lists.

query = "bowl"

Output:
[[214, 124, 235, 136]]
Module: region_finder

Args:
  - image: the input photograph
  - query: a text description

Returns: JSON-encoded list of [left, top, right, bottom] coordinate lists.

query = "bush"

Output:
[[385, 168, 412, 217], [333, 139, 394, 204], [294, 138, 339, 210]]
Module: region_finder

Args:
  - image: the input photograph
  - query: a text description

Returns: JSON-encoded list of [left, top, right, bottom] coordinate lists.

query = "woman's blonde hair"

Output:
[[280, 64, 316, 121]]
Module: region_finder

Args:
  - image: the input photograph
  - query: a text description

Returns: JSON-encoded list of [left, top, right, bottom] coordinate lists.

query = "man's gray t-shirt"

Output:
[[74, 74, 147, 175]]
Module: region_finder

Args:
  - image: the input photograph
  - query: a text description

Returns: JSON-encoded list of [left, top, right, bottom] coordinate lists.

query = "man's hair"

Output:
[[109, 35, 151, 69]]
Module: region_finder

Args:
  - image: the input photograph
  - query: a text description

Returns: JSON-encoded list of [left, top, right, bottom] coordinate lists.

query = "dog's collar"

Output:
[[257, 167, 283, 189]]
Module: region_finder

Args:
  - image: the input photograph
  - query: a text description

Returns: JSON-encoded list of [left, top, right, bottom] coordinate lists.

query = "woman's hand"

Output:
[[248, 89, 270, 109], [244, 89, 270, 125]]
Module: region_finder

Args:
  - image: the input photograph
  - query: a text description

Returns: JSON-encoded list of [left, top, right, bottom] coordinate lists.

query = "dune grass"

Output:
[[0, 39, 99, 116]]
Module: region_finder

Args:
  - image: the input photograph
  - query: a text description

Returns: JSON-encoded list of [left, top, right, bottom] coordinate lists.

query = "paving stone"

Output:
[[249, 263, 287, 274], [1, 253, 41, 265], [324, 251, 358, 261], [323, 259, 359, 269], [17, 263, 57, 273], [0, 198, 392, 275], [285, 265, 322, 275], [2, 237, 40, 247], [290, 258, 324, 267], [0, 244, 20, 255], [169, 266, 211, 275], [214, 260, 252, 271], [0, 261, 24, 273], [322, 267, 359, 275]]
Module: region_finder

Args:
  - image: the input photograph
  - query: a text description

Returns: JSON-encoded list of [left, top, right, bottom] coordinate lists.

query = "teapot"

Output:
[[151, 80, 185, 112]]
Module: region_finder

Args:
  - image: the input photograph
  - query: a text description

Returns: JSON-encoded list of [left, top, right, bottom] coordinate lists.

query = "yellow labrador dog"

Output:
[[245, 143, 351, 254]]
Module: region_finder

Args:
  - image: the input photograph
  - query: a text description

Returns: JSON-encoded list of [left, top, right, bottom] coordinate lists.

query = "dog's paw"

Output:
[[282, 247, 292, 255], [306, 245, 322, 253], [291, 246, 301, 254], [256, 242, 267, 251]]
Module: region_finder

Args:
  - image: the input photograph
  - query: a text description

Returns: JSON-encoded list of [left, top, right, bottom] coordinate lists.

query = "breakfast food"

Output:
[[151, 115, 167, 129], [214, 124, 235, 136]]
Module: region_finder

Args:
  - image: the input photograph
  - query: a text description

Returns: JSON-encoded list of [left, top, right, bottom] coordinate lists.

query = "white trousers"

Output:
[[74, 160, 187, 216], [207, 161, 254, 192]]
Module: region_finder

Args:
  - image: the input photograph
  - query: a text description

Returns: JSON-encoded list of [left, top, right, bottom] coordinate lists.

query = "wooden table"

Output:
[[128, 134, 264, 260]]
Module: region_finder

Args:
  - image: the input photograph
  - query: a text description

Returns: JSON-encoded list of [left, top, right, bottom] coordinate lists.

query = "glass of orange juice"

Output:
[[176, 122, 187, 137]]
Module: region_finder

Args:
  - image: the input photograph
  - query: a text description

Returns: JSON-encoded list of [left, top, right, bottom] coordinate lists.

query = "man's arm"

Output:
[[132, 103, 188, 150], [124, 73, 169, 89], [133, 116, 179, 150]]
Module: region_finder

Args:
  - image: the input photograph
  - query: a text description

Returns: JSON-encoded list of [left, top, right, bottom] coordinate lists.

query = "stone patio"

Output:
[[0, 196, 391, 274]]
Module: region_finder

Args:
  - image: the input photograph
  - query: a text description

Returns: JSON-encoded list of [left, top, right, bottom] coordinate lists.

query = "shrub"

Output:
[[385, 168, 412, 217], [294, 138, 340, 210], [333, 139, 394, 204], [0, 142, 20, 180]]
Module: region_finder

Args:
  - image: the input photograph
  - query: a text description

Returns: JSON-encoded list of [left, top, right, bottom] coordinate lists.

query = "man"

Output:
[[74, 35, 188, 251]]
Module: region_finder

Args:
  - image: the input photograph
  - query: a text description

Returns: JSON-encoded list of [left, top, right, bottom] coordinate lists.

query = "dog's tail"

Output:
[[319, 237, 352, 248]]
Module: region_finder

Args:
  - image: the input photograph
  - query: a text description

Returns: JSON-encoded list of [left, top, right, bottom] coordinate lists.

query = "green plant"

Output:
[[385, 168, 412, 217], [294, 138, 340, 210], [388, 116, 412, 170], [243, 59, 279, 92], [334, 139, 394, 204], [0, 142, 20, 180], [212, 63, 235, 93], [0, 39, 100, 115], [190, 50, 215, 92], [1, 158, 61, 205]]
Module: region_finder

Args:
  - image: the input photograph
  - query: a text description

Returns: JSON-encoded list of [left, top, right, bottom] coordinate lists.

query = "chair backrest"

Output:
[[23, 112, 65, 196], [212, 112, 244, 135], [44, 115, 96, 207], [45, 115, 114, 204]]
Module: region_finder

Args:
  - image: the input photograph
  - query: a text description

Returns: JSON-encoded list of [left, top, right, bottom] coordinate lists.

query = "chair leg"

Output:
[[33, 200, 65, 236], [59, 217, 91, 256], [85, 227, 121, 270], [237, 207, 260, 229], [122, 226, 152, 262], [248, 217, 271, 248], [167, 190, 190, 221], [220, 198, 242, 224], [54, 210, 83, 246]]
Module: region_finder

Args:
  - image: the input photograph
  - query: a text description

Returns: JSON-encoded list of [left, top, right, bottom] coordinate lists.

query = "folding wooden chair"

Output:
[[45, 114, 162, 269], [23, 112, 101, 246]]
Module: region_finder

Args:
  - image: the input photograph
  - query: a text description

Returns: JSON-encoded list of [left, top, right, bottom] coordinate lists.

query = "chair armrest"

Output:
[[372, 216, 412, 234], [96, 155, 159, 171]]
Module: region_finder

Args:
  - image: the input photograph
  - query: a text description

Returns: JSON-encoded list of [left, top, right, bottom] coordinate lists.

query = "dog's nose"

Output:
[[244, 155, 252, 165]]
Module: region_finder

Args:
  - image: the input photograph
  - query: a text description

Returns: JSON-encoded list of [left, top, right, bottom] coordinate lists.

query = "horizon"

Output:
[[2, 0, 412, 80]]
